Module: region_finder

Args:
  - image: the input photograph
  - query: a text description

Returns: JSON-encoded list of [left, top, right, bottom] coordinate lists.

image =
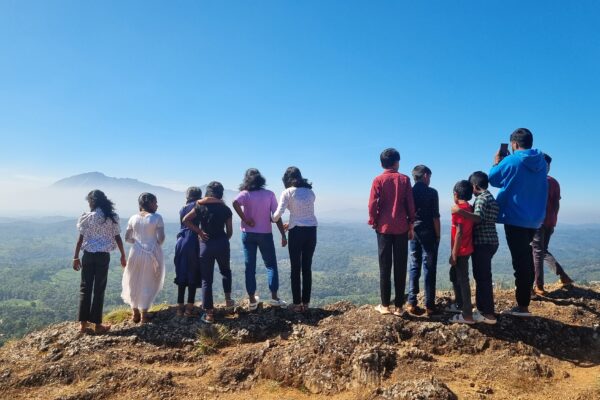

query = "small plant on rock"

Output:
[[195, 324, 234, 355]]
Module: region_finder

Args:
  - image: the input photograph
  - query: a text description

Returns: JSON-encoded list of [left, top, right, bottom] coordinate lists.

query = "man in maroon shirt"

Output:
[[532, 154, 574, 296], [368, 148, 416, 316]]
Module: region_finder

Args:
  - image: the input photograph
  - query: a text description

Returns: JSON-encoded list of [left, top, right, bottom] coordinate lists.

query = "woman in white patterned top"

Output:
[[272, 167, 317, 312], [73, 190, 127, 334], [121, 192, 166, 323]]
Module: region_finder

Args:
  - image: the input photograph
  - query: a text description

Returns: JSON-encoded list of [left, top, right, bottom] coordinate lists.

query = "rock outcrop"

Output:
[[1, 285, 599, 399]]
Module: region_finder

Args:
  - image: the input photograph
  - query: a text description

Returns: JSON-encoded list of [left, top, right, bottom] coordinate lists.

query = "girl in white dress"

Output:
[[122, 192, 166, 323]]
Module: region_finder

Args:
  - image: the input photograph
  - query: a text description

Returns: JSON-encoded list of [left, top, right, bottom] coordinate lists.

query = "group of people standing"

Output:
[[72, 127, 571, 334], [368, 128, 572, 325], [73, 167, 317, 333]]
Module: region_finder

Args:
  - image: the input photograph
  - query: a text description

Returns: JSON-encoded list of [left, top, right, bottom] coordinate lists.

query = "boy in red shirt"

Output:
[[368, 148, 415, 316], [448, 180, 475, 324]]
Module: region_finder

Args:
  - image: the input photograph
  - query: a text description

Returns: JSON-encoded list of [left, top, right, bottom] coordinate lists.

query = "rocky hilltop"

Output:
[[1, 284, 599, 400]]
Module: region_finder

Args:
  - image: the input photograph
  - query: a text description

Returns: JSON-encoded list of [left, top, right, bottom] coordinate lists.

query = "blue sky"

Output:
[[0, 1, 599, 222]]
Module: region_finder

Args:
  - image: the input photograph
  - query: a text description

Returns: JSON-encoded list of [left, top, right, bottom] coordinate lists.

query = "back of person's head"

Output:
[[412, 165, 432, 182], [205, 181, 225, 199], [138, 192, 157, 212], [510, 128, 533, 149], [454, 180, 473, 201], [282, 166, 312, 189], [380, 148, 400, 169], [86, 189, 118, 223], [468, 171, 489, 190], [544, 153, 552, 165], [186, 186, 202, 203], [239, 168, 266, 191]]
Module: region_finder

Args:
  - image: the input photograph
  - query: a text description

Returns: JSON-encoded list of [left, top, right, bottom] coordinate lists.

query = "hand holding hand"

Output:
[[120, 254, 127, 268], [73, 259, 81, 271], [283, 223, 289, 232], [281, 235, 288, 247]]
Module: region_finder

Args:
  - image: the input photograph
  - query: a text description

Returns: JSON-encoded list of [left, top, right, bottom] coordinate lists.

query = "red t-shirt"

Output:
[[543, 176, 560, 228], [451, 202, 474, 257], [368, 169, 416, 234]]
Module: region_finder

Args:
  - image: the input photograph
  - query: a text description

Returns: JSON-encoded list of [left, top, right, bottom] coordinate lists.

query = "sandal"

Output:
[[288, 303, 303, 313], [184, 304, 195, 318], [374, 304, 391, 315], [176, 304, 185, 317], [93, 324, 111, 334], [200, 311, 214, 324], [140, 312, 152, 324], [132, 308, 141, 323]]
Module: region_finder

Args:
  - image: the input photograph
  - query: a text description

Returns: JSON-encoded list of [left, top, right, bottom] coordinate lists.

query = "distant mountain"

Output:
[[52, 172, 180, 194]]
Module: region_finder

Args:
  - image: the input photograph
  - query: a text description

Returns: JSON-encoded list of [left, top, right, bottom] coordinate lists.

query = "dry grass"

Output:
[[196, 324, 234, 355], [103, 307, 132, 324]]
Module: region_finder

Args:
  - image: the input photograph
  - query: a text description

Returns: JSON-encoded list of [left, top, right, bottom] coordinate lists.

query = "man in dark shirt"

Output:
[[407, 165, 440, 316], [532, 154, 573, 295]]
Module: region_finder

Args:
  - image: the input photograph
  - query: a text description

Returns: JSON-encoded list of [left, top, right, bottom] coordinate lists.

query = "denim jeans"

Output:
[[505, 225, 536, 308], [200, 237, 232, 310], [377, 232, 408, 308], [449, 255, 473, 318], [472, 243, 498, 315], [242, 232, 279, 296], [78, 251, 110, 324], [408, 230, 438, 309], [288, 226, 317, 305], [532, 226, 567, 287]]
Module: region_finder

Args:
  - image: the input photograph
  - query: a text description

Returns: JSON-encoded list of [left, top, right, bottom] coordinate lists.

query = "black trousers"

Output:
[[504, 225, 536, 308], [78, 251, 110, 324], [288, 226, 317, 305], [472, 243, 498, 315], [377, 232, 408, 308]]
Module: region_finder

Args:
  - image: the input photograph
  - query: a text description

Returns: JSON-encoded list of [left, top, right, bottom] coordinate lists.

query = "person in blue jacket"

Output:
[[489, 128, 548, 317]]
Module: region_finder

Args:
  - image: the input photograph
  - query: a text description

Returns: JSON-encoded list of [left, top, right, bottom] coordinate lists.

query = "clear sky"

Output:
[[0, 1, 599, 222]]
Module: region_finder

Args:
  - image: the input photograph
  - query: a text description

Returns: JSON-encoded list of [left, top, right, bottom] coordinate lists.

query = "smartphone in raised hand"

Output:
[[499, 143, 509, 158]]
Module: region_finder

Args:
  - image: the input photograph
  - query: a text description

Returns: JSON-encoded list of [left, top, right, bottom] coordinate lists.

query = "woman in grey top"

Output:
[[73, 190, 126, 334]]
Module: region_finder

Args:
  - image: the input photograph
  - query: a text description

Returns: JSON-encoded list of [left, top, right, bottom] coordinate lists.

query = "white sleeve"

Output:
[[271, 190, 289, 222], [125, 216, 135, 244], [155, 215, 165, 245]]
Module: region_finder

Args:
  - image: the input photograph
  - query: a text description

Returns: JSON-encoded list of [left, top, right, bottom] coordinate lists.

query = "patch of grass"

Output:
[[103, 307, 132, 324], [195, 324, 234, 355], [149, 303, 170, 312], [265, 380, 281, 392]]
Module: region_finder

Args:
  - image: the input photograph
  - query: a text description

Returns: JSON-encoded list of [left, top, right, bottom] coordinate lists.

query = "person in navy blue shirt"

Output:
[[407, 165, 440, 316]]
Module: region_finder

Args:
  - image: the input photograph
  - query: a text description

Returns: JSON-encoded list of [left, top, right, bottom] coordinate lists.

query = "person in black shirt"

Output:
[[183, 181, 233, 323], [407, 165, 441, 316]]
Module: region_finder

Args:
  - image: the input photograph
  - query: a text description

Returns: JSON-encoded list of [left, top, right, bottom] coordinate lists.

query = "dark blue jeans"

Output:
[[408, 230, 438, 309], [199, 237, 232, 310], [242, 232, 279, 296]]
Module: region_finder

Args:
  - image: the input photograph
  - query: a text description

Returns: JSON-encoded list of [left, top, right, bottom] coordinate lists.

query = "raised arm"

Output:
[[451, 206, 482, 224]]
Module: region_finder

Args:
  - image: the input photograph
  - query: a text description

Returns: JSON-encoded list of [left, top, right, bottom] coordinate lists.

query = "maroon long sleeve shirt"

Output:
[[368, 169, 416, 234]]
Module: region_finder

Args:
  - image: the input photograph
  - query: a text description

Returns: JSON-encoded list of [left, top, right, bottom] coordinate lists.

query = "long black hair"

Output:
[[138, 192, 157, 213], [86, 190, 118, 223], [186, 186, 202, 203], [282, 166, 312, 189], [239, 168, 266, 191]]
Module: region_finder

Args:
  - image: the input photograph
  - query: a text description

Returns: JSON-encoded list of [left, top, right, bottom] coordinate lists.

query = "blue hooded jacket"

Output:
[[489, 149, 548, 229]]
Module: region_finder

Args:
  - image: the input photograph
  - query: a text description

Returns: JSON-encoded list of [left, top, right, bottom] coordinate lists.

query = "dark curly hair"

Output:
[[282, 167, 312, 189], [205, 181, 225, 199], [138, 192, 157, 212], [239, 168, 266, 191], [186, 186, 202, 203], [86, 190, 118, 223]]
